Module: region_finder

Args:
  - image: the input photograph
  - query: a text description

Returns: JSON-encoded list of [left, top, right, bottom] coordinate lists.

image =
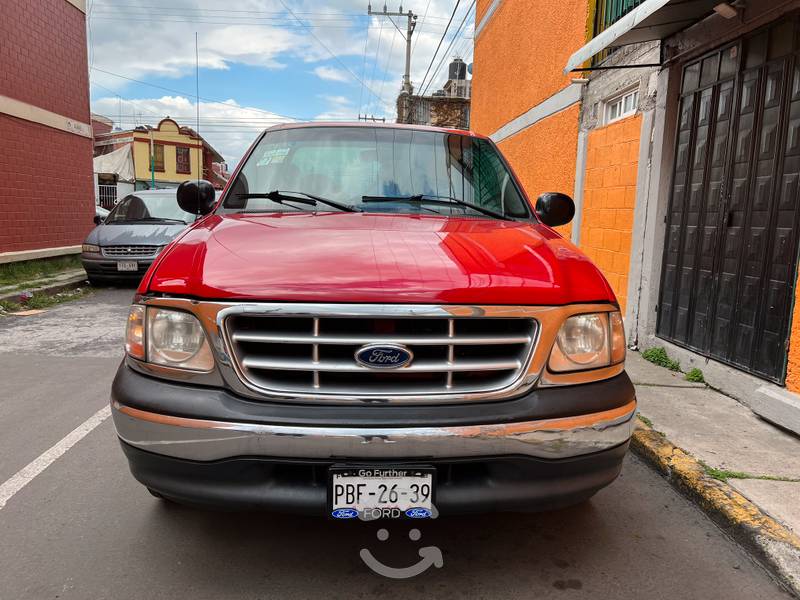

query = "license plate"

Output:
[[116, 261, 138, 272], [329, 466, 435, 520]]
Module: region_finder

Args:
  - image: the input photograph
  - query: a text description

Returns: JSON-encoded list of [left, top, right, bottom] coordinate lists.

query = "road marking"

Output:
[[0, 405, 111, 511]]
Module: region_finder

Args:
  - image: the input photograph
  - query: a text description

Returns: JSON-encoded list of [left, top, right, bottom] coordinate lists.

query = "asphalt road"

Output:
[[0, 288, 792, 599]]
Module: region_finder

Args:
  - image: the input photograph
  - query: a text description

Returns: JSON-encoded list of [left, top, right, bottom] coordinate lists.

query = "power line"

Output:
[[411, 0, 432, 56], [276, 0, 384, 104], [417, 0, 461, 97], [90, 66, 300, 122], [357, 26, 371, 117], [421, 0, 475, 97], [378, 26, 399, 106], [88, 15, 453, 32], [90, 4, 451, 19], [367, 14, 385, 114]]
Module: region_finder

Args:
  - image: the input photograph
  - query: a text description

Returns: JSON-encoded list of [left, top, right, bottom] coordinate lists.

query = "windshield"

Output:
[[222, 127, 530, 219], [105, 192, 195, 224]]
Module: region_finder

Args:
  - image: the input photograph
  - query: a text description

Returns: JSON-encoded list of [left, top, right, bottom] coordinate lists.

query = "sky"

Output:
[[87, 0, 475, 167]]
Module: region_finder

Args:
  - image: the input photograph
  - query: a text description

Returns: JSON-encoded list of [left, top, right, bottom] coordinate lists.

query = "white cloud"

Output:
[[313, 94, 354, 121], [313, 66, 350, 82], [87, 0, 475, 128], [92, 95, 292, 167]]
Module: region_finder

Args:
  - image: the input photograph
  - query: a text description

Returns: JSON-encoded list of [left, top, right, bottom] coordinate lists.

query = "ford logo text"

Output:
[[354, 344, 413, 370], [331, 508, 359, 519], [405, 507, 432, 519]]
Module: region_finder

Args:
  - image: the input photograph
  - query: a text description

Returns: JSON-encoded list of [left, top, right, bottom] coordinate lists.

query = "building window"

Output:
[[176, 146, 191, 174], [605, 89, 639, 124], [153, 144, 165, 172]]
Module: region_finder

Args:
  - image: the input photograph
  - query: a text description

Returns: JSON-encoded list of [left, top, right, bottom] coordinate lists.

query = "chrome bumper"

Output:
[[112, 399, 637, 462]]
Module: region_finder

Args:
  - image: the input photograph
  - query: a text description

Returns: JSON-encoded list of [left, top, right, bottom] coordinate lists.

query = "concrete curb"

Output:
[[631, 424, 800, 597], [0, 273, 88, 304]]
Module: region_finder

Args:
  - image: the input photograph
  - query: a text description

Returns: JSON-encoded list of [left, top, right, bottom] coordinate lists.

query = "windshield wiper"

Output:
[[122, 217, 187, 224], [236, 190, 360, 213], [361, 194, 513, 222]]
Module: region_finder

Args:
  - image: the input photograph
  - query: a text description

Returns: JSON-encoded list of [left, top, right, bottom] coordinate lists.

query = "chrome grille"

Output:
[[223, 312, 537, 399], [102, 245, 159, 258]]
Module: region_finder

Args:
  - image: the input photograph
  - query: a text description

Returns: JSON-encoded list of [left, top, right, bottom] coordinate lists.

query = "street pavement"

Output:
[[0, 288, 793, 599]]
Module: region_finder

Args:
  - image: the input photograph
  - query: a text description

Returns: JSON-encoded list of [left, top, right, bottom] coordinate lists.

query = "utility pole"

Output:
[[368, 4, 417, 121]]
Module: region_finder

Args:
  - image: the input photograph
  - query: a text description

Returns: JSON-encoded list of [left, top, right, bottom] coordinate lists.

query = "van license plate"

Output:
[[116, 261, 138, 272], [329, 467, 435, 520]]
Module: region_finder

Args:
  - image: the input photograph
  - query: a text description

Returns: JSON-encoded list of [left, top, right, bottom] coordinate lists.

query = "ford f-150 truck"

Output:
[[112, 122, 636, 519]]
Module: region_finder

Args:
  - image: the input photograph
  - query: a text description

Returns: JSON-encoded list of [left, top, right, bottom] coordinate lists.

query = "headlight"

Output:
[[548, 311, 625, 372], [147, 307, 214, 370], [125, 305, 214, 371], [82, 244, 100, 253]]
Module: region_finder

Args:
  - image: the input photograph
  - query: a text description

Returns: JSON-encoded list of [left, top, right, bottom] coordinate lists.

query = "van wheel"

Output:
[[87, 275, 104, 287]]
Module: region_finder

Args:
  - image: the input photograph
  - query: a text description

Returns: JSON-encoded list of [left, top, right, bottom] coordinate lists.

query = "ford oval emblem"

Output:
[[331, 508, 359, 519], [405, 507, 432, 519], [355, 344, 413, 369]]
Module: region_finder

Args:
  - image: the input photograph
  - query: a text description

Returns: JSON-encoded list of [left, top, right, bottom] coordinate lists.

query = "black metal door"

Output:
[[657, 18, 800, 383]]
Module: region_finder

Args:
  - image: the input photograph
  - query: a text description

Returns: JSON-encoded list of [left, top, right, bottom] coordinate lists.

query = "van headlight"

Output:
[[125, 305, 214, 371], [548, 311, 625, 372], [82, 244, 100, 253]]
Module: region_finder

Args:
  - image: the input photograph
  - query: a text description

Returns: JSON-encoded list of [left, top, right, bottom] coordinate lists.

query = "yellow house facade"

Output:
[[131, 118, 203, 184], [94, 117, 224, 191]]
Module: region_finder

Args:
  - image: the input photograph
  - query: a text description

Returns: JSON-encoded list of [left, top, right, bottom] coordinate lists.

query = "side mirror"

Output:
[[535, 192, 575, 227], [93, 215, 103, 226], [177, 179, 216, 216]]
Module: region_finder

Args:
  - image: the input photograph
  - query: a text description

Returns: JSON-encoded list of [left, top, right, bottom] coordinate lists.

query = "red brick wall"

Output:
[[0, 0, 93, 254], [0, 0, 90, 121], [0, 115, 95, 253]]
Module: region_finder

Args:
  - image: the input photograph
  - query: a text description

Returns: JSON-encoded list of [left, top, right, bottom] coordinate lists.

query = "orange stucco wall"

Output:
[[785, 286, 800, 392], [471, 0, 589, 136], [476, 0, 491, 24], [497, 104, 581, 240], [579, 115, 641, 311]]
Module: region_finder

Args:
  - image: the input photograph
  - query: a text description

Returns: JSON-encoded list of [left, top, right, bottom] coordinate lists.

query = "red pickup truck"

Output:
[[112, 122, 636, 519]]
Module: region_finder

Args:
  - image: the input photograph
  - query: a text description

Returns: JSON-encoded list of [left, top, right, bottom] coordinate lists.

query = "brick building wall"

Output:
[[579, 115, 641, 312], [0, 0, 93, 255], [0, 0, 89, 122], [0, 116, 95, 252]]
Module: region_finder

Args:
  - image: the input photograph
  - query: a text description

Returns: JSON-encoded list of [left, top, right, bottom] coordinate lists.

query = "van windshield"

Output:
[[106, 193, 194, 224], [223, 126, 529, 219]]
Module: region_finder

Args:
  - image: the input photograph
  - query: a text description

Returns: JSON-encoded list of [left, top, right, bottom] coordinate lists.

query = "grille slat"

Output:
[[231, 332, 532, 345], [102, 245, 159, 258], [224, 311, 536, 401], [241, 356, 521, 373]]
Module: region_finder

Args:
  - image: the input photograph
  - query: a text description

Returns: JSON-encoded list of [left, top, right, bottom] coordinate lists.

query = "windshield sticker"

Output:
[[257, 147, 290, 166]]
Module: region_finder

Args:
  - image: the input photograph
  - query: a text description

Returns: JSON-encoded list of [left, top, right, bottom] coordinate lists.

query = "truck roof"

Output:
[[263, 121, 489, 140]]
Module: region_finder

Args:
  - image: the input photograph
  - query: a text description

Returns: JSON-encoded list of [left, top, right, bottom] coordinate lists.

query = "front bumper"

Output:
[[112, 398, 636, 462], [111, 365, 636, 513], [81, 255, 153, 279]]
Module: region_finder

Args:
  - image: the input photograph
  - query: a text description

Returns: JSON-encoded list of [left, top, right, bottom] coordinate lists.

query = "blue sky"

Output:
[[88, 1, 475, 166]]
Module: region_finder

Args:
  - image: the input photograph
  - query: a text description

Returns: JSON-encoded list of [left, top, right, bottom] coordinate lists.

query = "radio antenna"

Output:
[[195, 32, 201, 184]]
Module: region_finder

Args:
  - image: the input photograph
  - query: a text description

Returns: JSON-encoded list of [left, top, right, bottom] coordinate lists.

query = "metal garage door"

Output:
[[657, 17, 800, 383]]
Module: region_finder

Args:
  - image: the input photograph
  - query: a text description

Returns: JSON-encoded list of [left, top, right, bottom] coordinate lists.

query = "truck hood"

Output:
[[146, 213, 615, 305]]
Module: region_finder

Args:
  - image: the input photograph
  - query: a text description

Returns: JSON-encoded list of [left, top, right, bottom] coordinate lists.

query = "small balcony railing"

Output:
[[593, 0, 647, 63], [594, 0, 647, 36]]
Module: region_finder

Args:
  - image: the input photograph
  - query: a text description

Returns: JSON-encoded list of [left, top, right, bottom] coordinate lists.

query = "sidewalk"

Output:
[[0, 268, 87, 303], [627, 351, 800, 594]]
